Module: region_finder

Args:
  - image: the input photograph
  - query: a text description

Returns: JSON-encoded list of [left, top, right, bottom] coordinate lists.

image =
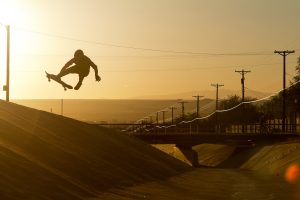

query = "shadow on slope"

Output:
[[0, 101, 190, 200], [216, 143, 268, 168], [193, 141, 300, 174]]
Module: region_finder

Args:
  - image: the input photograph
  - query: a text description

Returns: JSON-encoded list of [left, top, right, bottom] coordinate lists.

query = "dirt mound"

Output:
[[0, 101, 189, 200]]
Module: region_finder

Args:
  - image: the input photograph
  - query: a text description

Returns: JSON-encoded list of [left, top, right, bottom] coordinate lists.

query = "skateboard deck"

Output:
[[45, 71, 73, 91]]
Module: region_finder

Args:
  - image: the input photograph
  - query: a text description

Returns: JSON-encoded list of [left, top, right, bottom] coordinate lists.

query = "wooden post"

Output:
[[6, 25, 10, 102]]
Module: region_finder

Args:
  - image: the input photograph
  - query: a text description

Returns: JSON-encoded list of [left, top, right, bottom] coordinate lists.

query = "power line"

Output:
[[100, 62, 281, 72], [10, 53, 281, 60], [3, 24, 300, 57], [13, 26, 280, 56], [9, 62, 282, 73]]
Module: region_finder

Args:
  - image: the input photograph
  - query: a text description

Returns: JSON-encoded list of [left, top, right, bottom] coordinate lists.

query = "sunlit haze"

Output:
[[0, 0, 300, 99]]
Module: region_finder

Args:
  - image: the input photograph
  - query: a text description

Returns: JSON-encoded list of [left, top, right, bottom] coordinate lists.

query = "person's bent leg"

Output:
[[57, 66, 77, 79], [74, 75, 85, 90]]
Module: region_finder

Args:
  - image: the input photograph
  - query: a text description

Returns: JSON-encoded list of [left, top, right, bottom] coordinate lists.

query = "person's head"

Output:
[[74, 49, 84, 58]]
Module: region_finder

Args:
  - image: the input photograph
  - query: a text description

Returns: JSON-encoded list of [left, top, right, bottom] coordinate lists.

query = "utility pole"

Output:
[[143, 117, 148, 124], [61, 99, 63, 116], [235, 70, 251, 103], [211, 83, 224, 133], [149, 115, 153, 124], [3, 25, 10, 102], [211, 84, 224, 111], [161, 110, 168, 124], [178, 100, 188, 120], [235, 69, 251, 133], [192, 95, 203, 118], [274, 50, 295, 132], [169, 106, 176, 124]]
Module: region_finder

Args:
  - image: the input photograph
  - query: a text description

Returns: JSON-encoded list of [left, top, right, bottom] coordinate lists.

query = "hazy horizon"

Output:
[[9, 87, 270, 100], [12, 99, 215, 123]]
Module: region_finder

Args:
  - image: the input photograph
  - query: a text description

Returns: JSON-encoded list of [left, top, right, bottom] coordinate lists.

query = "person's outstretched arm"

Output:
[[90, 60, 101, 81]]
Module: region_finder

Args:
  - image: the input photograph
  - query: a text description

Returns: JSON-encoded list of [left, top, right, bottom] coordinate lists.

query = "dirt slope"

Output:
[[0, 100, 189, 200]]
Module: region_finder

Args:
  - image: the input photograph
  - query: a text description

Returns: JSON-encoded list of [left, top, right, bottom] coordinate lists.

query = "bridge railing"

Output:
[[128, 122, 300, 136]]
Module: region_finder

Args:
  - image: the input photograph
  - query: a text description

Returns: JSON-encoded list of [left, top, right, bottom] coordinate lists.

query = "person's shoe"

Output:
[[74, 82, 82, 90]]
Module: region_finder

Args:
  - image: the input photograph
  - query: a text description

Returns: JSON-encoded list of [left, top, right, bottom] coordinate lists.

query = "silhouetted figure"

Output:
[[259, 114, 268, 134], [57, 49, 101, 90]]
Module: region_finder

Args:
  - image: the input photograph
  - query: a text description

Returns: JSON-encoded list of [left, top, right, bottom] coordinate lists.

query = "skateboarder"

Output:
[[57, 49, 101, 90]]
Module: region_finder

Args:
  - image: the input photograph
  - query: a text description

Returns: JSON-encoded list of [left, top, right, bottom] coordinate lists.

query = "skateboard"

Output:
[[45, 71, 73, 91]]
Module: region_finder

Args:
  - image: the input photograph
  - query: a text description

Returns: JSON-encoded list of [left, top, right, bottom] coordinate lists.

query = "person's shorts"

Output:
[[69, 65, 90, 77]]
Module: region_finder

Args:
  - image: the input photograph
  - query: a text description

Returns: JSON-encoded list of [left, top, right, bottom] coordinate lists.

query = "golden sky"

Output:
[[0, 0, 299, 99]]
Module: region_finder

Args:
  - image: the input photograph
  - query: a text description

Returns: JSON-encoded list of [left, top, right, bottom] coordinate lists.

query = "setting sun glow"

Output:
[[0, 1, 27, 26]]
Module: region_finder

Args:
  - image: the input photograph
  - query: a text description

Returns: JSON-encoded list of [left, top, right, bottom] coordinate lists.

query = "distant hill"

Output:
[[132, 89, 271, 100], [12, 99, 214, 124], [12, 88, 268, 125]]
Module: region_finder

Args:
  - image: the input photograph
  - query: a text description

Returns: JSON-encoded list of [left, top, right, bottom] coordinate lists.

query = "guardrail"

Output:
[[130, 122, 300, 135]]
